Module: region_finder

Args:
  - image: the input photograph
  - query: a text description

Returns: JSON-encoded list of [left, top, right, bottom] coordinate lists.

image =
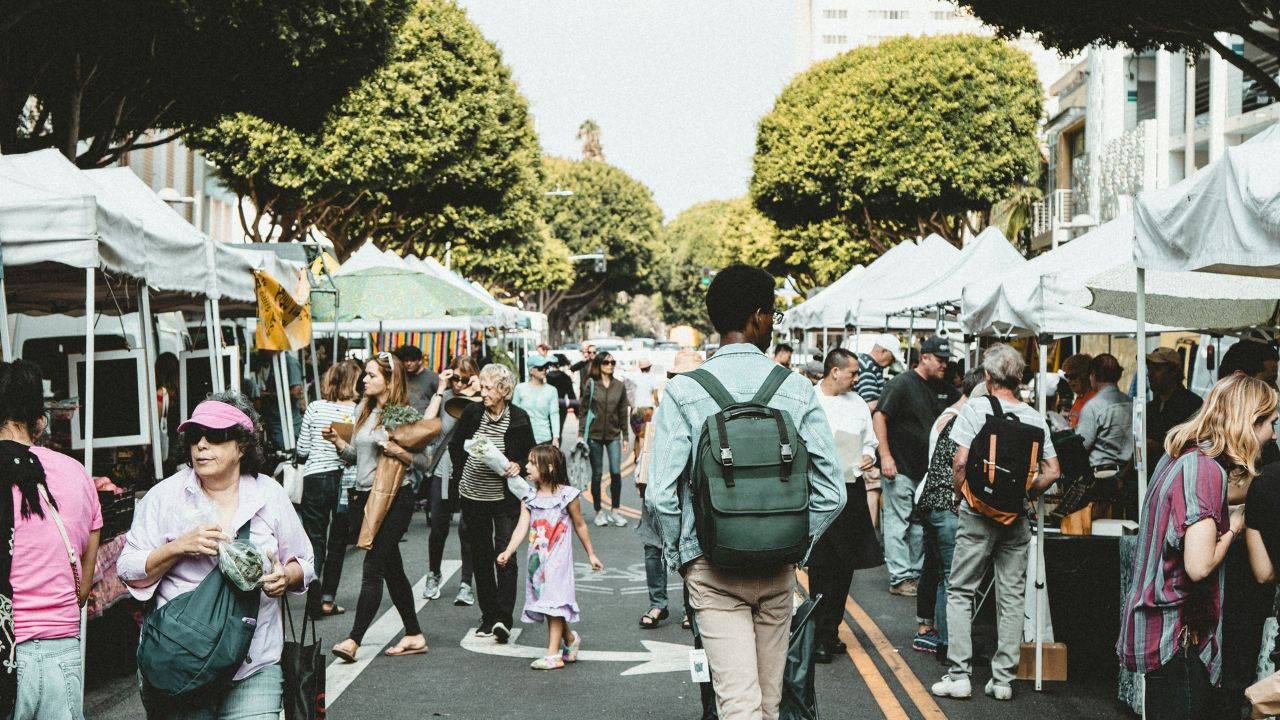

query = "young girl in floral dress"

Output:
[[498, 444, 603, 670]]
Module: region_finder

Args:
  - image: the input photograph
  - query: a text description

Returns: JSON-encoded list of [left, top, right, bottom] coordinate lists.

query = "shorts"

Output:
[[630, 407, 654, 437]]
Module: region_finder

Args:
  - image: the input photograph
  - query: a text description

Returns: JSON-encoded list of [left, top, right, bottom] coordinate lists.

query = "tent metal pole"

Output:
[[0, 239, 12, 359], [309, 335, 322, 402], [1035, 336, 1048, 691], [274, 352, 293, 452], [203, 300, 220, 394], [140, 286, 163, 483], [80, 268, 95, 687], [822, 326, 828, 354], [210, 298, 225, 393], [1136, 268, 1149, 509]]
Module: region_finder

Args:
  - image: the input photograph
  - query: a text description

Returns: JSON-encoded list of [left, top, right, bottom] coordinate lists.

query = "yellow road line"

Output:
[[843, 595, 948, 720], [796, 570, 909, 720]]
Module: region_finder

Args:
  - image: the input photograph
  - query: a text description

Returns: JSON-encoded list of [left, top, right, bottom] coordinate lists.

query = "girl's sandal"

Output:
[[639, 607, 669, 629]]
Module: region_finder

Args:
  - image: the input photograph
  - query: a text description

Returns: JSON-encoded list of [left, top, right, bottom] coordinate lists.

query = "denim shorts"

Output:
[[13, 636, 84, 720], [140, 664, 283, 720]]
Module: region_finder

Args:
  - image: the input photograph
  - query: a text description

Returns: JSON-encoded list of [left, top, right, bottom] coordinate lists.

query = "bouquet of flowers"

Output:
[[357, 403, 425, 550], [465, 438, 530, 497]]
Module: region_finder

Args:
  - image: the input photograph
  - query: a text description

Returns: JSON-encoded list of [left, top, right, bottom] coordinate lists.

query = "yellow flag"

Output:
[[255, 270, 312, 351]]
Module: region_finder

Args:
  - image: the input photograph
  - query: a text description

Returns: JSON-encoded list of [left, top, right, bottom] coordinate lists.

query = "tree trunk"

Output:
[[58, 53, 82, 161]]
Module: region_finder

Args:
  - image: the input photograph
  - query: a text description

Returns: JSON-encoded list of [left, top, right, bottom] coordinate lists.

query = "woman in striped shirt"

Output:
[[296, 360, 360, 619], [450, 364, 536, 643], [1118, 374, 1276, 720]]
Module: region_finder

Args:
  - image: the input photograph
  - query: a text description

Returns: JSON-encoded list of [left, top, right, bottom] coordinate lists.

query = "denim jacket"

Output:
[[647, 343, 846, 571]]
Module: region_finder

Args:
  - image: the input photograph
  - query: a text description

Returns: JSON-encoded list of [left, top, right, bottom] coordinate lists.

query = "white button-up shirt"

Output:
[[117, 468, 315, 681]]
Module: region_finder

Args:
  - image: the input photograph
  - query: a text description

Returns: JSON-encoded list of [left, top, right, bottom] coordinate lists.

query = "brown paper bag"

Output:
[[356, 456, 407, 549], [1059, 502, 1094, 536], [388, 418, 442, 453], [1247, 670, 1280, 719], [330, 422, 354, 443]]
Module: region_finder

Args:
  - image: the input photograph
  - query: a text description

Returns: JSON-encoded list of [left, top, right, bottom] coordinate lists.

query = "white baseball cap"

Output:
[[872, 333, 904, 365]]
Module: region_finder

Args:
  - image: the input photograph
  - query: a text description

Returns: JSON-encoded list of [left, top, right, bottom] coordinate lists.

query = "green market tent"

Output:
[[310, 242, 490, 323]]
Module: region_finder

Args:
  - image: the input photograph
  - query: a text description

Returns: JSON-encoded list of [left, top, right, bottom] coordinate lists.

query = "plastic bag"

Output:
[[218, 540, 266, 592]]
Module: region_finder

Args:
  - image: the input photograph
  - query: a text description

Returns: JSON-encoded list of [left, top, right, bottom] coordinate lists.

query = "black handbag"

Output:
[[780, 596, 820, 720], [281, 599, 325, 720]]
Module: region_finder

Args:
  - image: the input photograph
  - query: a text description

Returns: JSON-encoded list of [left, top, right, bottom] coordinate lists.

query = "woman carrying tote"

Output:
[[328, 352, 425, 662], [119, 392, 314, 719], [0, 360, 101, 720], [1118, 374, 1277, 720]]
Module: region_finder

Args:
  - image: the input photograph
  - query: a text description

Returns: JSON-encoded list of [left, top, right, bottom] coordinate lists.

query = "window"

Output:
[[822, 34, 849, 45], [822, 8, 848, 19], [869, 9, 908, 19], [930, 10, 961, 21]]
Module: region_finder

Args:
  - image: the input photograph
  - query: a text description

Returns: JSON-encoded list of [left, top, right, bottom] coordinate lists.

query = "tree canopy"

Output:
[[952, 0, 1280, 102], [189, 0, 546, 274], [751, 34, 1043, 286], [537, 156, 663, 335], [656, 198, 779, 331], [2, 0, 409, 165]]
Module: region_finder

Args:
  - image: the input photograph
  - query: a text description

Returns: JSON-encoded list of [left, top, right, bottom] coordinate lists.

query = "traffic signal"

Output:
[[699, 265, 713, 288], [594, 246, 607, 273]]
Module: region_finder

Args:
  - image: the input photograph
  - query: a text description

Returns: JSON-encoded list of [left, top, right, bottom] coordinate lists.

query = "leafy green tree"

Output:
[[190, 0, 546, 277], [751, 34, 1043, 280], [951, 0, 1280, 103], [2, 0, 409, 165], [656, 198, 780, 330], [537, 156, 663, 337]]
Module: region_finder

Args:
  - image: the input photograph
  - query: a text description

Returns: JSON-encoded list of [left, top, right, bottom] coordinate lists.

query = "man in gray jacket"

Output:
[[648, 264, 845, 720]]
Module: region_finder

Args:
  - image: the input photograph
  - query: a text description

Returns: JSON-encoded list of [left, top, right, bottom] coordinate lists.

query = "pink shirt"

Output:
[[117, 469, 315, 681], [13, 447, 102, 644]]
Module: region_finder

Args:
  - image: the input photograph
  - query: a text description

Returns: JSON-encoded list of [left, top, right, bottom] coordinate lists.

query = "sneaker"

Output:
[[610, 510, 628, 527], [561, 631, 581, 663], [421, 572, 442, 601], [931, 674, 972, 699], [492, 622, 510, 644], [912, 629, 942, 654], [474, 624, 494, 638], [454, 583, 475, 607], [889, 579, 918, 597], [594, 510, 609, 527], [984, 679, 1013, 701], [531, 655, 565, 670]]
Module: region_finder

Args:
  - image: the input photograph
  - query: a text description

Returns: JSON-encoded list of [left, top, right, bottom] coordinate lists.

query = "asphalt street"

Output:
[[83, 414, 1136, 719]]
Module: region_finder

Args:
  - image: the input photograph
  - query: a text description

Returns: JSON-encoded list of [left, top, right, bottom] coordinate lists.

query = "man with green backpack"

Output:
[[648, 264, 845, 720]]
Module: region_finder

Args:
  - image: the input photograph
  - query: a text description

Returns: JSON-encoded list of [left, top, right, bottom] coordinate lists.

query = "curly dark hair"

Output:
[[188, 391, 268, 477]]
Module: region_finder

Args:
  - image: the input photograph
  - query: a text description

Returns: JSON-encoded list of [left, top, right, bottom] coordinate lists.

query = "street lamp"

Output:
[[568, 246, 607, 273], [545, 187, 574, 197]]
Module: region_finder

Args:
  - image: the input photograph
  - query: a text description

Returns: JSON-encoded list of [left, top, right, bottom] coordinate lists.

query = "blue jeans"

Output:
[[141, 664, 283, 720], [588, 439, 623, 511], [882, 473, 923, 585], [13, 637, 83, 720], [644, 543, 668, 610], [917, 509, 958, 642]]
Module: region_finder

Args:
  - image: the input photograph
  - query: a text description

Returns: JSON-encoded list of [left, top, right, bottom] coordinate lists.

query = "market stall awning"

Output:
[[310, 243, 490, 323], [782, 264, 865, 329], [844, 234, 960, 327], [1134, 123, 1280, 277], [0, 172, 98, 267], [1086, 264, 1280, 331], [864, 226, 1025, 319]]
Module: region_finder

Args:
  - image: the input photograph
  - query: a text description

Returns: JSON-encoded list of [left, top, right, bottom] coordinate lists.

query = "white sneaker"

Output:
[[984, 679, 1012, 701], [421, 572, 442, 601], [610, 510, 628, 527], [931, 674, 972, 699], [491, 622, 510, 644], [594, 510, 609, 527]]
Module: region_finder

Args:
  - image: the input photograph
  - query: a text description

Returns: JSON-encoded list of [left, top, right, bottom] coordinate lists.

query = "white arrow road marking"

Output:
[[325, 559, 461, 705], [460, 628, 691, 676]]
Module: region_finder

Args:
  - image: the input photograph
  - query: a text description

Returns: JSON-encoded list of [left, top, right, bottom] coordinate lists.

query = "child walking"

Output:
[[497, 444, 603, 670]]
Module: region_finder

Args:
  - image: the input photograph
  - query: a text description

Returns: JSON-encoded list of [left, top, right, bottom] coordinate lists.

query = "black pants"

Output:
[[298, 469, 349, 614], [1145, 650, 1211, 720], [461, 497, 520, 629], [427, 473, 473, 585], [347, 489, 421, 645]]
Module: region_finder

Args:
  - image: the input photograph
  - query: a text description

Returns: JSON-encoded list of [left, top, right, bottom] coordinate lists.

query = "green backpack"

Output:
[[685, 365, 811, 570], [137, 521, 261, 697]]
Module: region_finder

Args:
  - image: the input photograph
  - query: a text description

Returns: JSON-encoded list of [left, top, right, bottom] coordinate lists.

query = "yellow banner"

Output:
[[254, 270, 312, 351]]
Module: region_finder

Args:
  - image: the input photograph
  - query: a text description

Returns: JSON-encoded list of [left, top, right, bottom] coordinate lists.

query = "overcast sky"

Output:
[[457, 0, 798, 221]]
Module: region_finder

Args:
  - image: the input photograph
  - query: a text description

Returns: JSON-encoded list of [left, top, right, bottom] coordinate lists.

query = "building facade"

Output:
[[119, 137, 249, 244]]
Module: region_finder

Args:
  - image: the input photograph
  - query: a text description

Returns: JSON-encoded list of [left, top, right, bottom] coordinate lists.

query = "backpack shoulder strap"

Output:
[[751, 365, 793, 406], [985, 395, 1003, 418], [235, 519, 251, 542], [684, 369, 736, 411]]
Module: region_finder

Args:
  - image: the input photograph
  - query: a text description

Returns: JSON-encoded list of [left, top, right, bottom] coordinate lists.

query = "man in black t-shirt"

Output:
[[873, 335, 958, 596]]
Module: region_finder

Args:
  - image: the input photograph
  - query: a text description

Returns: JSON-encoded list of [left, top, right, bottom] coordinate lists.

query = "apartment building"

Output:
[[1032, 41, 1279, 249], [120, 137, 248, 244]]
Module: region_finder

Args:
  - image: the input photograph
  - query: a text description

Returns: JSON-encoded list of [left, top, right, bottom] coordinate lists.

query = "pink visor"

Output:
[[177, 400, 255, 434]]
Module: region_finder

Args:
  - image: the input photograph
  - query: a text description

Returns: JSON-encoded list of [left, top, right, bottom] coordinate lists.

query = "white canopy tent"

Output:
[[843, 234, 960, 329], [783, 264, 867, 329]]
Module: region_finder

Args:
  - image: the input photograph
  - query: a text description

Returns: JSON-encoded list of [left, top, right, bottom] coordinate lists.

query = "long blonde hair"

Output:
[[354, 352, 408, 430], [1165, 373, 1277, 482]]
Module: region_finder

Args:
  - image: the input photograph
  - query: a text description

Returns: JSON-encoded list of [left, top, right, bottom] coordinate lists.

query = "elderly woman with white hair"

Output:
[[449, 364, 536, 643]]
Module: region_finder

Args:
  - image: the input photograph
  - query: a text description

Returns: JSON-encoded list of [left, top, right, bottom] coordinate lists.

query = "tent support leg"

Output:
[[140, 286, 163, 483], [210, 299, 225, 393], [81, 267, 96, 690], [204, 300, 220, 394], [1035, 336, 1048, 691], [0, 277, 11, 361], [1136, 268, 1149, 509]]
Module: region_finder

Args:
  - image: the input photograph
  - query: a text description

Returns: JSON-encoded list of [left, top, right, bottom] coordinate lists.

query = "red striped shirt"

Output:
[[1117, 448, 1229, 683]]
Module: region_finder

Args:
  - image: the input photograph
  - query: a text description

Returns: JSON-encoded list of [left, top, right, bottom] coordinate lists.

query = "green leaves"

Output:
[[750, 34, 1043, 285]]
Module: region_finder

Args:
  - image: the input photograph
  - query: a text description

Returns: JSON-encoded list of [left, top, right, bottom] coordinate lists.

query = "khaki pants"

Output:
[[685, 558, 794, 720]]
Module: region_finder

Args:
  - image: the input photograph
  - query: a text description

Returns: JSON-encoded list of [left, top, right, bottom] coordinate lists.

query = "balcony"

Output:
[[1030, 189, 1096, 251]]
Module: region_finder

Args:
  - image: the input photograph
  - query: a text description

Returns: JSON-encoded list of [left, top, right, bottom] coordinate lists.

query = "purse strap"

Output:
[[37, 485, 83, 607]]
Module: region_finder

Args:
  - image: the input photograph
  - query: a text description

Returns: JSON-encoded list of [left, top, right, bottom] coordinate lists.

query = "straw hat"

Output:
[[668, 351, 703, 376]]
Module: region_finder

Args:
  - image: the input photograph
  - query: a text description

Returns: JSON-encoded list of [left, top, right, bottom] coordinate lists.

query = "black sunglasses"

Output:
[[183, 425, 236, 446], [601, 360, 616, 366]]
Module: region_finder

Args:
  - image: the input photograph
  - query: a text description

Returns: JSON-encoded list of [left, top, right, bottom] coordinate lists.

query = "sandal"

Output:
[[331, 640, 359, 664], [321, 603, 346, 617], [384, 638, 428, 657], [639, 607, 669, 629], [681, 615, 692, 631]]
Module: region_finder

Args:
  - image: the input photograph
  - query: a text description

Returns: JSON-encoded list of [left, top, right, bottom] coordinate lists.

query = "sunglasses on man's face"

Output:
[[183, 425, 235, 446]]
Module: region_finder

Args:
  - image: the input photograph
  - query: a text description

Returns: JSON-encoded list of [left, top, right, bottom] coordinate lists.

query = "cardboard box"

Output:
[[1016, 642, 1067, 681]]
